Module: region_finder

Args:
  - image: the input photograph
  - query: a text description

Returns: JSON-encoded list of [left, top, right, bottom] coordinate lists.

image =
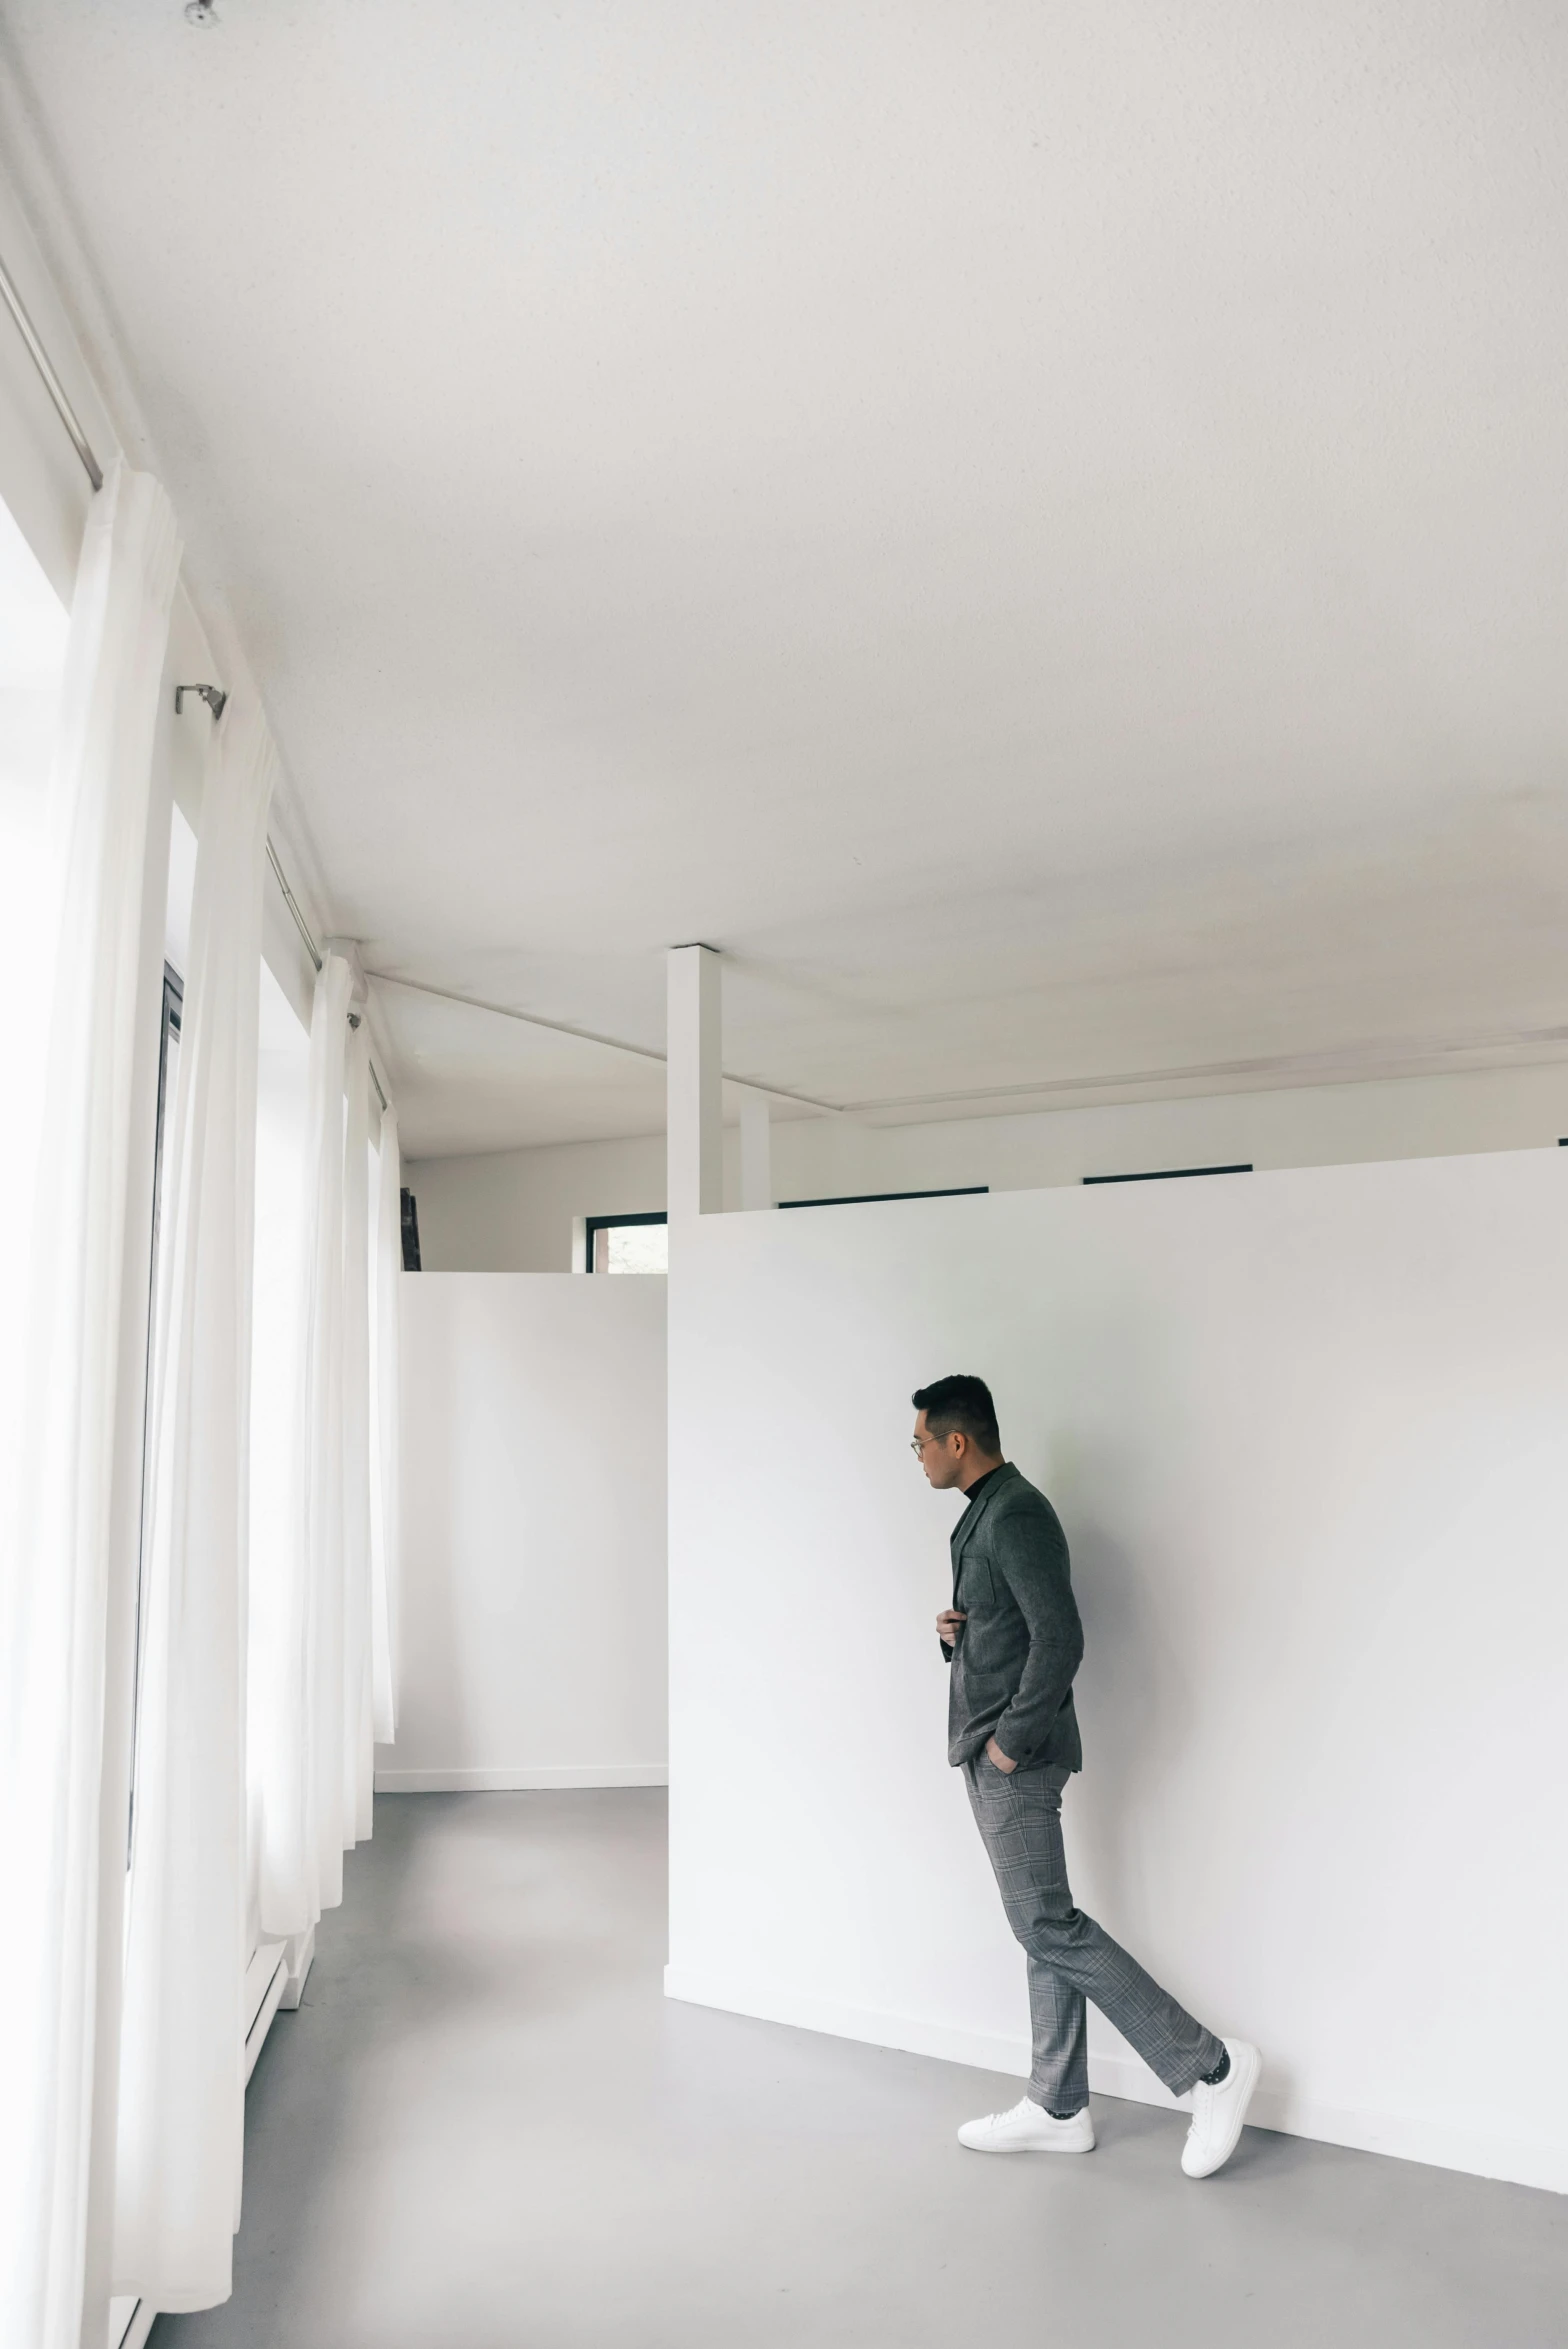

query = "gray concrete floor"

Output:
[[155, 1791, 1566, 2349]]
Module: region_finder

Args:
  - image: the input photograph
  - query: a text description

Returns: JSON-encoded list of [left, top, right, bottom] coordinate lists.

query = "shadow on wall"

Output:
[[1023, 1295, 1203, 1963], [1055, 1501, 1193, 1932]]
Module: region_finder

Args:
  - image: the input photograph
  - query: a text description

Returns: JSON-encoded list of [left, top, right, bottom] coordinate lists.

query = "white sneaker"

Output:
[[1181, 2039, 1261, 2178], [958, 2094, 1095, 2154]]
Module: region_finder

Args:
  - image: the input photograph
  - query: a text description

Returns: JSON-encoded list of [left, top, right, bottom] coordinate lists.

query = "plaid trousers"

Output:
[[964, 1755, 1224, 2113]]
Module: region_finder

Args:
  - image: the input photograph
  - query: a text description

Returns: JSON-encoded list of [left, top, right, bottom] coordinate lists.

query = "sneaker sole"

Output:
[[957, 2131, 1096, 2155]]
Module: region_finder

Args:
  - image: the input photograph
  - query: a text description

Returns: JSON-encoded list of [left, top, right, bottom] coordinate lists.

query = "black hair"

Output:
[[911, 1374, 1000, 1454]]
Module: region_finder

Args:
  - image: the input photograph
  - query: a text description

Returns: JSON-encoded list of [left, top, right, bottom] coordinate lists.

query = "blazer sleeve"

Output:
[[940, 1549, 960, 1660], [989, 1499, 1083, 1763]]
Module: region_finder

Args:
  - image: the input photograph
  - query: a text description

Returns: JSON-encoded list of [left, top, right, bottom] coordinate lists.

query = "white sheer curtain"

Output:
[[250, 952, 384, 1938], [245, 1004, 310, 1939], [369, 1101, 402, 1745], [253, 950, 347, 1932], [111, 701, 276, 2314], [0, 463, 181, 2349], [341, 1021, 375, 1845]]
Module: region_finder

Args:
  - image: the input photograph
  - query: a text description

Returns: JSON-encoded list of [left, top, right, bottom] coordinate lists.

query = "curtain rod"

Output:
[[265, 836, 322, 971], [0, 244, 104, 491], [263, 841, 390, 1117], [0, 238, 393, 1123]]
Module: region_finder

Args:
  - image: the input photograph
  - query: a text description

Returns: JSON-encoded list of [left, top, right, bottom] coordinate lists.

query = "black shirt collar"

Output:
[[959, 1463, 1005, 1511]]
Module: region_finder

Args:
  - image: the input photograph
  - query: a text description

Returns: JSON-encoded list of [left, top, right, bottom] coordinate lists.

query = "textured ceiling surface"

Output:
[[4, 2, 1568, 1152]]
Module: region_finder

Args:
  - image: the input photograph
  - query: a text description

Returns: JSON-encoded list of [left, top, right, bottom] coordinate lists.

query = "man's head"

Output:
[[910, 1374, 1003, 1492]]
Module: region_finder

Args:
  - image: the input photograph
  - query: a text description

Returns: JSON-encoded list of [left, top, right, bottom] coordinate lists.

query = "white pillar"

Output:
[[739, 1090, 773, 1211], [667, 944, 721, 1218]]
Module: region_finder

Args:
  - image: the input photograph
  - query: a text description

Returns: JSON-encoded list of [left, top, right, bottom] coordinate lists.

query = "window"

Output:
[[1082, 1164, 1251, 1185], [400, 1186, 422, 1270], [128, 962, 183, 1857], [776, 1186, 988, 1209], [586, 1211, 668, 1273], [149, 965, 185, 1255]]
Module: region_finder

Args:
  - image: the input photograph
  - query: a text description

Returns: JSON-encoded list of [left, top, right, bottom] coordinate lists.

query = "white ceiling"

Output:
[[5, 2, 1568, 1154]]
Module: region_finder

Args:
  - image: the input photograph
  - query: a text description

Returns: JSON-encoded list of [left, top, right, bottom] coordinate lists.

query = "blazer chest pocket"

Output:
[[957, 1555, 998, 1615]]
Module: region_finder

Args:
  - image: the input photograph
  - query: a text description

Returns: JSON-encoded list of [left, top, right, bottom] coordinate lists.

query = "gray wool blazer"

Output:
[[944, 1462, 1084, 1773]]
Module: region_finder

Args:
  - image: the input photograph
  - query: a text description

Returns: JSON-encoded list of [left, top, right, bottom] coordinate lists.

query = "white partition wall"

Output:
[[666, 1154, 1568, 2191], [382, 1273, 668, 1790]]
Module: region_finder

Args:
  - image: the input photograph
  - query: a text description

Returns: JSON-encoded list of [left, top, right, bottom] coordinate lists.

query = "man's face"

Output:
[[912, 1409, 968, 1491]]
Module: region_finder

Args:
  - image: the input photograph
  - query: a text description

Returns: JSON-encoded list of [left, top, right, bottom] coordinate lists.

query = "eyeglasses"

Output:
[[910, 1434, 938, 1454]]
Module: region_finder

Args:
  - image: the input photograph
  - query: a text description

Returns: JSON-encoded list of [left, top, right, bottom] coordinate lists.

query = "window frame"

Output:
[[776, 1186, 989, 1209], [583, 1187, 993, 1267], [127, 960, 183, 1861], [1081, 1164, 1252, 1186], [584, 1209, 668, 1272]]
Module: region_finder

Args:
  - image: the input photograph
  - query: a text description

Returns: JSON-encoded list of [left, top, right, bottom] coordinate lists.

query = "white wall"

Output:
[[665, 1152, 1568, 2192], [406, 1059, 1568, 1272], [381, 1272, 668, 1790], [408, 1130, 668, 1273]]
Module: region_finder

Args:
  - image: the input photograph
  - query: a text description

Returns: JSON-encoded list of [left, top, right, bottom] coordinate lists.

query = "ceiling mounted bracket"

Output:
[[175, 682, 228, 722]]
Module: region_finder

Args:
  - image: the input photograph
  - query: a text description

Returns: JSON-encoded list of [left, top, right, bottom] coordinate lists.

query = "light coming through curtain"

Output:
[[249, 952, 382, 1940], [341, 1019, 375, 1846], [370, 1100, 402, 1745], [112, 699, 277, 2314], [0, 463, 181, 2349]]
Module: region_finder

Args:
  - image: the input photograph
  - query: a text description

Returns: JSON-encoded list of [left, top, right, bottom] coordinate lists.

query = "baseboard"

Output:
[[279, 1924, 314, 2010], [108, 2293, 156, 2349], [243, 1949, 287, 2085], [373, 1763, 669, 1792], [244, 1940, 286, 2038], [666, 1968, 1039, 2083], [663, 1966, 1568, 2196], [108, 1939, 302, 2345]]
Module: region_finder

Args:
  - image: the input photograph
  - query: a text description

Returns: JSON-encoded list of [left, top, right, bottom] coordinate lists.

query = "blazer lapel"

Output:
[[949, 1463, 1017, 1602]]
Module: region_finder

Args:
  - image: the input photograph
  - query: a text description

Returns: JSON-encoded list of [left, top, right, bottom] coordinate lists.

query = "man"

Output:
[[913, 1372, 1259, 2177]]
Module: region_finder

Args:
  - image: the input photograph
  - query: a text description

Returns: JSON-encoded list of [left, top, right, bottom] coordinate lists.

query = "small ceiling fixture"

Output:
[[175, 681, 229, 721], [184, 0, 218, 23]]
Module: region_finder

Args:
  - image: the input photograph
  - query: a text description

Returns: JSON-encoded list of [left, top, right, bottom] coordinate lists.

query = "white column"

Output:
[[739, 1090, 773, 1211], [667, 945, 721, 1218]]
